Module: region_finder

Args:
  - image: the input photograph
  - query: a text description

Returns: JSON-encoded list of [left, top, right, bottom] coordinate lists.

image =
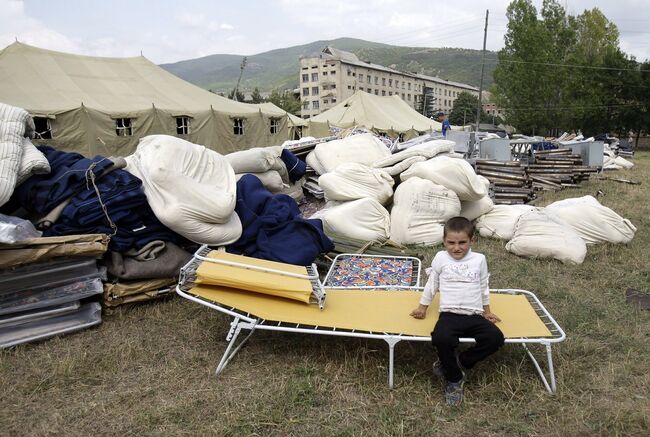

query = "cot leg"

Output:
[[384, 337, 401, 389], [521, 343, 555, 394], [215, 320, 259, 376], [546, 343, 557, 393]]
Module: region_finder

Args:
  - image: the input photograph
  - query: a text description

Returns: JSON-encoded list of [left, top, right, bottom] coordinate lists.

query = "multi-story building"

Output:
[[299, 46, 479, 118], [482, 91, 505, 122]]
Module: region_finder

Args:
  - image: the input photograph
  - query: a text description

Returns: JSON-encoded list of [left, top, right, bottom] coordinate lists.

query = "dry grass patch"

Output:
[[2, 153, 650, 436]]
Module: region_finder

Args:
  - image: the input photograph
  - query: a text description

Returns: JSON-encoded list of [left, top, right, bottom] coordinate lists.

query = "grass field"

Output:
[[2, 154, 649, 436]]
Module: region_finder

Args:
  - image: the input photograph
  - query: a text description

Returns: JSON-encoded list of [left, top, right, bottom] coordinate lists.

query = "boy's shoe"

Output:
[[445, 379, 465, 406], [432, 354, 466, 379]]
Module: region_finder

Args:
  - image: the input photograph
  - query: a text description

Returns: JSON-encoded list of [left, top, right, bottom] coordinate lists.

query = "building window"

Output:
[[359, 75, 364, 83], [331, 84, 336, 89], [311, 72, 318, 81], [176, 116, 191, 135], [374, 76, 378, 85], [358, 88, 363, 92], [233, 118, 244, 135], [302, 74, 309, 82], [323, 99, 329, 104], [302, 101, 309, 110], [389, 91, 392, 96], [115, 118, 133, 136], [347, 70, 352, 76], [444, 89, 448, 96], [323, 71, 328, 76], [331, 98, 336, 103], [382, 78, 386, 86], [270, 118, 279, 134], [302, 67, 308, 70], [331, 71, 336, 75], [382, 90, 386, 96], [352, 72, 356, 77], [312, 101, 319, 109], [348, 85, 352, 89], [402, 93, 405, 99], [389, 79, 393, 87], [402, 82, 405, 90], [374, 90, 379, 95], [312, 86, 319, 95], [367, 74, 371, 83], [408, 83, 411, 90], [395, 80, 399, 88], [407, 94, 411, 101], [302, 87, 309, 96], [33, 117, 53, 139]]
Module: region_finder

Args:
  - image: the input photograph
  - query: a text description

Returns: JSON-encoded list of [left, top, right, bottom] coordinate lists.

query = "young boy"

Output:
[[410, 216, 504, 406]]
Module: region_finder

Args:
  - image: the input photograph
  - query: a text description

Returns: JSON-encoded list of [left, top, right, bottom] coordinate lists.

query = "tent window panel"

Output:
[[233, 118, 244, 135], [176, 117, 191, 135], [115, 118, 133, 136], [270, 118, 279, 134], [33, 117, 52, 139]]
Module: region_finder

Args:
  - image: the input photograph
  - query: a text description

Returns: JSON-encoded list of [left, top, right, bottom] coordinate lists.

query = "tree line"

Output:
[[491, 0, 648, 139]]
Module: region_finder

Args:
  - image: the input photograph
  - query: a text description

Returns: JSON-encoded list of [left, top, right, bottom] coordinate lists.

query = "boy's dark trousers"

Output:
[[431, 312, 505, 383]]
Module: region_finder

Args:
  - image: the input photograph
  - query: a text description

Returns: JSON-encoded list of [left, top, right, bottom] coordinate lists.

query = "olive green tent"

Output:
[[0, 42, 292, 156], [305, 90, 442, 140]]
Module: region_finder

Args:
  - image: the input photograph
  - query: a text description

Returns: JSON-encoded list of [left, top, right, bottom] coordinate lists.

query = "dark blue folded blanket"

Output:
[[280, 148, 306, 182], [227, 174, 333, 266]]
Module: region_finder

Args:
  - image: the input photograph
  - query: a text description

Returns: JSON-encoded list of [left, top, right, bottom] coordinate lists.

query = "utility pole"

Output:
[[476, 9, 489, 132], [232, 56, 247, 102]]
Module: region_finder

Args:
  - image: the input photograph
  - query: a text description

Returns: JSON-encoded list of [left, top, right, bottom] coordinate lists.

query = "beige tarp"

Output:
[[0, 42, 292, 156], [0, 234, 109, 269], [305, 91, 442, 140]]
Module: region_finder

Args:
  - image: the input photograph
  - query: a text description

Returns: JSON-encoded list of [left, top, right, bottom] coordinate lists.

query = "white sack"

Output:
[[236, 171, 284, 193], [460, 196, 494, 221], [17, 137, 50, 185], [390, 177, 460, 246], [318, 163, 394, 204], [373, 139, 455, 168], [477, 175, 491, 192], [613, 156, 634, 169], [0, 103, 29, 206], [505, 209, 587, 264], [305, 150, 328, 175], [475, 204, 537, 240], [380, 155, 427, 176], [125, 135, 241, 245], [309, 133, 391, 174], [225, 147, 285, 174], [312, 198, 390, 242], [400, 155, 487, 201], [279, 178, 305, 202], [546, 195, 636, 244]]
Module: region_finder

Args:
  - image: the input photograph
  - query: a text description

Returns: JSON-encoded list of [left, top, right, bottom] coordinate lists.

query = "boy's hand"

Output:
[[483, 311, 501, 323], [410, 304, 428, 319]]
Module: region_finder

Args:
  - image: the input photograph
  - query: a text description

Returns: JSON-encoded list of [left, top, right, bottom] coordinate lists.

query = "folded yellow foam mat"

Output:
[[189, 286, 552, 338], [195, 251, 313, 303]]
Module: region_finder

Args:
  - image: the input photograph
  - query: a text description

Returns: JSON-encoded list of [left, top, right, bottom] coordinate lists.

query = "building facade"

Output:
[[299, 46, 479, 118]]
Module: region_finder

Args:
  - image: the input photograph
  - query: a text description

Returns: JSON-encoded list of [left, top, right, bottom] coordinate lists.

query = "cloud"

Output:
[[220, 23, 234, 30], [0, 0, 79, 52]]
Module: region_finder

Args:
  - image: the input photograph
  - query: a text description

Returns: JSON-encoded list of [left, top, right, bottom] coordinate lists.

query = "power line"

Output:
[[484, 58, 649, 72]]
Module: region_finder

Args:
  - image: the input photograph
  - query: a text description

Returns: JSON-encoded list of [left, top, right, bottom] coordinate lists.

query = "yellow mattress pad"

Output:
[[195, 251, 313, 303]]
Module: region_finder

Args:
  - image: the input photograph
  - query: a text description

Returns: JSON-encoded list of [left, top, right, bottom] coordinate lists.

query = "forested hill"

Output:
[[160, 37, 496, 94]]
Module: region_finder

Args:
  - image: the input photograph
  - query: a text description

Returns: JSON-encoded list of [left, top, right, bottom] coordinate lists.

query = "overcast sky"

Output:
[[1, 0, 648, 64]]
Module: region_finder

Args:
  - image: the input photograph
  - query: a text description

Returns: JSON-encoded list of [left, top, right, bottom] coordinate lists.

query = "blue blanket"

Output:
[[227, 174, 333, 266]]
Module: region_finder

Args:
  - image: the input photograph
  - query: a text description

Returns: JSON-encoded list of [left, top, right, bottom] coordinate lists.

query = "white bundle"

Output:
[[373, 139, 455, 169], [236, 171, 284, 193], [390, 177, 460, 246], [505, 209, 587, 264], [546, 196, 636, 244], [475, 204, 537, 240], [312, 198, 391, 242], [400, 155, 487, 201], [225, 147, 285, 174], [305, 133, 390, 175], [318, 163, 394, 205]]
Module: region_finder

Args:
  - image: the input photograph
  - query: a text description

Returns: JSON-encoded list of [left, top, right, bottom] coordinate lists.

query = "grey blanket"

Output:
[[105, 240, 192, 280]]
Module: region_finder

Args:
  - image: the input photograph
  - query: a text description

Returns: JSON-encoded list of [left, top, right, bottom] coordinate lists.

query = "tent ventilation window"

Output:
[[33, 117, 52, 139], [269, 118, 279, 134], [115, 118, 133, 136], [233, 118, 244, 135], [176, 117, 191, 135]]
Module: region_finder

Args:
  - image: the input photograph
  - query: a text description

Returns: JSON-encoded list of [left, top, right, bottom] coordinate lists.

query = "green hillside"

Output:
[[160, 37, 496, 94]]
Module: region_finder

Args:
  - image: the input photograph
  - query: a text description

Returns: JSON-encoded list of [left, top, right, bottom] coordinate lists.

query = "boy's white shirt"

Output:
[[420, 249, 490, 315]]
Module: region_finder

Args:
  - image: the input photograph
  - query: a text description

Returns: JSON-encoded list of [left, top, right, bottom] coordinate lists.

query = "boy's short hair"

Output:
[[443, 216, 474, 239]]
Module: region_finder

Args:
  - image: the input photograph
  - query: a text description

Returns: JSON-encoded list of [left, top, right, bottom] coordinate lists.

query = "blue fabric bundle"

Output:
[[228, 174, 333, 266], [12, 145, 179, 251], [280, 148, 306, 182]]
